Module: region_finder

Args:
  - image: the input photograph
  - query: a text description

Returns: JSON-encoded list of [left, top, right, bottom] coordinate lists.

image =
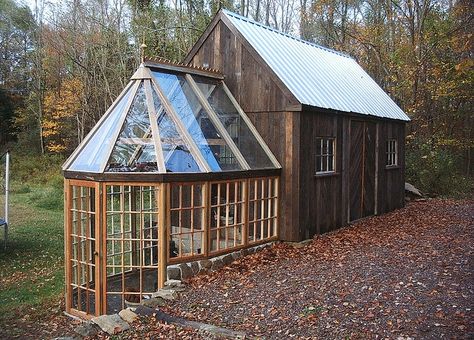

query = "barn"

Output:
[[185, 9, 411, 242]]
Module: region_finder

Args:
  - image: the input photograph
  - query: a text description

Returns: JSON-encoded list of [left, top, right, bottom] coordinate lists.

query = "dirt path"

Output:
[[165, 199, 473, 339]]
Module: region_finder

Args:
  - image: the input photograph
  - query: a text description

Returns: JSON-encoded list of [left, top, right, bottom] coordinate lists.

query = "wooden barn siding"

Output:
[[188, 21, 299, 113], [300, 110, 406, 238], [376, 121, 406, 214], [299, 111, 347, 236]]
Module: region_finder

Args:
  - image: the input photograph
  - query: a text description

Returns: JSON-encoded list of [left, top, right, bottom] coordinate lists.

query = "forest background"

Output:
[[0, 0, 472, 196]]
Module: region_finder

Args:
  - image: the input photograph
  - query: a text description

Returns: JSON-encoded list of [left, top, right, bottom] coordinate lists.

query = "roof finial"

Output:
[[140, 35, 147, 64]]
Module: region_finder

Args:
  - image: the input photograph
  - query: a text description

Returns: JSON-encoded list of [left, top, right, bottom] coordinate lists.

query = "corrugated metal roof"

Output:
[[222, 10, 410, 121]]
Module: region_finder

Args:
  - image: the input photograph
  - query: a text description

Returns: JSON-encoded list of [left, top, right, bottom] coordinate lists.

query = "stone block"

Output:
[[222, 254, 234, 265], [211, 258, 224, 271], [199, 259, 212, 269], [142, 297, 166, 308], [167, 266, 181, 280], [152, 289, 178, 300], [190, 261, 200, 275], [91, 314, 130, 335], [119, 309, 138, 324], [74, 321, 99, 337], [179, 263, 193, 280]]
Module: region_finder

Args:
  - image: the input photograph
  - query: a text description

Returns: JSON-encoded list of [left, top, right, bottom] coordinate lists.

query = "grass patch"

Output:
[[0, 185, 64, 320]]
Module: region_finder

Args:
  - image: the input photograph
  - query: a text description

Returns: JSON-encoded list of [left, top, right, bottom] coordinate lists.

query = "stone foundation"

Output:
[[167, 242, 274, 281]]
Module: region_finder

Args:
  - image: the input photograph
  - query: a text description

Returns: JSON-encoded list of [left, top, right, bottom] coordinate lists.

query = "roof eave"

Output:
[[301, 104, 411, 122]]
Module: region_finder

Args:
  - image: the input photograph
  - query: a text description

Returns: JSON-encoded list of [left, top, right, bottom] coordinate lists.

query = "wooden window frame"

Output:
[[386, 139, 398, 168], [315, 137, 336, 174]]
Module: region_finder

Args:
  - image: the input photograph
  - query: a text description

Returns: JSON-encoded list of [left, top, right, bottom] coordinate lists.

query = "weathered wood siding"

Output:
[[188, 21, 299, 113], [376, 121, 406, 214], [299, 109, 406, 238], [299, 111, 346, 236]]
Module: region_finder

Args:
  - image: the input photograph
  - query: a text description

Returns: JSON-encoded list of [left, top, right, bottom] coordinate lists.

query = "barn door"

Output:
[[349, 120, 376, 221]]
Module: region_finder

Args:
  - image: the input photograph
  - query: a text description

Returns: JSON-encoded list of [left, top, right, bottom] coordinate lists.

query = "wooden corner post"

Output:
[[158, 183, 168, 289], [64, 179, 71, 313]]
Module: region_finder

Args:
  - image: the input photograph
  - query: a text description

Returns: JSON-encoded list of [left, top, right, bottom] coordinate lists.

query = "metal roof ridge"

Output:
[[221, 9, 353, 60]]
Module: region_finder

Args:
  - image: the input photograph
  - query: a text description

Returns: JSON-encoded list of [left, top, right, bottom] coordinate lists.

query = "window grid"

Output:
[[104, 184, 161, 313], [386, 139, 398, 166], [69, 185, 96, 316], [248, 178, 278, 244], [315, 137, 335, 174], [210, 180, 246, 253], [169, 183, 205, 258]]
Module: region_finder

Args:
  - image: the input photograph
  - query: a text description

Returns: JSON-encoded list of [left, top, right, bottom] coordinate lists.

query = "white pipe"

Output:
[[4, 151, 9, 249]]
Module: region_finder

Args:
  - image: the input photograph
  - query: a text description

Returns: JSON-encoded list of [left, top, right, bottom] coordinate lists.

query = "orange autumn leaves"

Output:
[[42, 78, 83, 153]]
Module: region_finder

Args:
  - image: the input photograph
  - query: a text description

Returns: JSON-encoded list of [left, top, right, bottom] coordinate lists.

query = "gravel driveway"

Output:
[[164, 199, 473, 339]]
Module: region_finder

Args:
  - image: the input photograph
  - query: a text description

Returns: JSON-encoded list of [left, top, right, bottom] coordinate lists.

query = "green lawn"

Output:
[[0, 183, 65, 318]]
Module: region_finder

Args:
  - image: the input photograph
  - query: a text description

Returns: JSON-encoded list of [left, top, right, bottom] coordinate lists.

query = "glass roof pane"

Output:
[[106, 82, 158, 172], [150, 86, 201, 172], [152, 71, 242, 172], [193, 76, 275, 169], [68, 85, 133, 172]]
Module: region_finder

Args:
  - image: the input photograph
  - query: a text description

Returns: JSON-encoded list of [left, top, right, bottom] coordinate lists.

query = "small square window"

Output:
[[315, 137, 335, 174], [386, 139, 397, 167]]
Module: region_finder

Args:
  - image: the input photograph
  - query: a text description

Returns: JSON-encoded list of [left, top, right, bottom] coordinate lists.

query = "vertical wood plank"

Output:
[[64, 180, 72, 313], [158, 183, 167, 289]]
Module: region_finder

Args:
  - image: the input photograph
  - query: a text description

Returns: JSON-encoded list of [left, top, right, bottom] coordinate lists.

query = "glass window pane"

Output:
[[150, 86, 201, 172], [69, 85, 133, 172], [315, 137, 335, 173], [193, 76, 275, 169], [152, 71, 242, 171], [107, 83, 157, 172]]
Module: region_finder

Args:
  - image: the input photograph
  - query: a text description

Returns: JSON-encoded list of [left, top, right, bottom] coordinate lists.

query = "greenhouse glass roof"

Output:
[[63, 61, 280, 174]]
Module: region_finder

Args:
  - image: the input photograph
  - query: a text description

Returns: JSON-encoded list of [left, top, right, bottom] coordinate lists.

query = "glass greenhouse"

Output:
[[62, 61, 281, 317]]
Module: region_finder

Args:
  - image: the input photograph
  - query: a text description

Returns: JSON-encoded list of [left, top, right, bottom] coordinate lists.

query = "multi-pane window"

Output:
[[248, 178, 278, 244], [170, 183, 205, 258], [386, 139, 398, 166], [315, 137, 335, 173], [210, 180, 246, 253]]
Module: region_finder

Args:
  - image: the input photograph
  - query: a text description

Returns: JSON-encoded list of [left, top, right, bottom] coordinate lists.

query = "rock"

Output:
[[52, 337, 80, 340], [152, 289, 178, 300], [199, 259, 212, 270], [240, 248, 249, 256], [164, 279, 185, 291], [142, 297, 166, 308], [91, 314, 130, 335], [232, 250, 242, 260], [74, 321, 99, 337], [405, 182, 423, 197], [167, 266, 181, 280], [190, 261, 200, 275], [222, 254, 234, 265], [247, 247, 256, 254], [134, 305, 156, 316], [165, 279, 184, 288], [211, 258, 224, 271], [119, 308, 138, 324], [179, 263, 193, 280], [163, 285, 186, 292]]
